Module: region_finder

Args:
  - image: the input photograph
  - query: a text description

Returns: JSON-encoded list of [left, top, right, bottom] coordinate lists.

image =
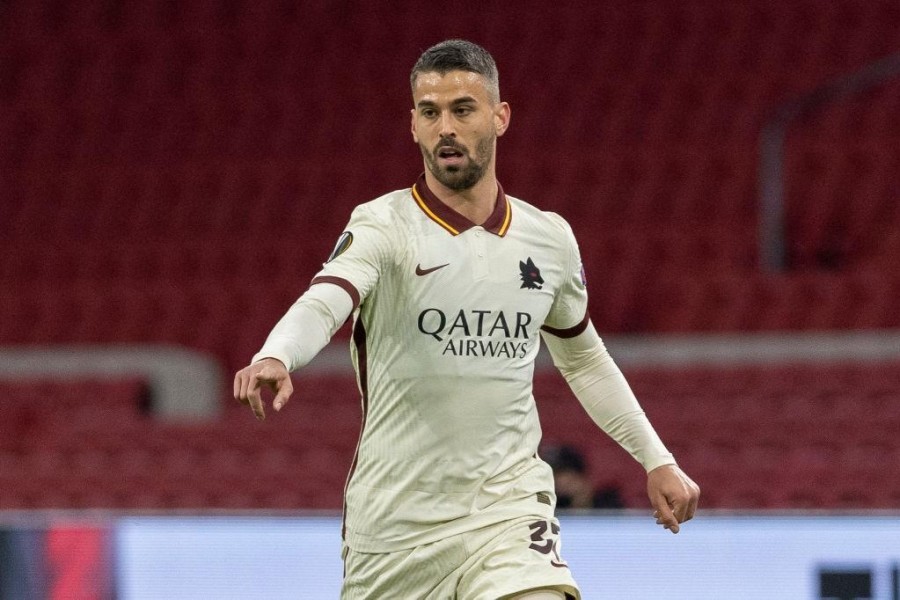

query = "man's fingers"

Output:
[[232, 372, 241, 402], [239, 370, 253, 405], [273, 379, 294, 412], [255, 366, 281, 383], [670, 490, 689, 523], [687, 492, 700, 521], [676, 493, 698, 524], [683, 495, 699, 524], [233, 360, 291, 420], [652, 497, 680, 534], [674, 471, 701, 524], [251, 368, 293, 419], [660, 487, 698, 531], [234, 371, 252, 406], [672, 499, 690, 525], [648, 465, 701, 534], [247, 374, 266, 420]]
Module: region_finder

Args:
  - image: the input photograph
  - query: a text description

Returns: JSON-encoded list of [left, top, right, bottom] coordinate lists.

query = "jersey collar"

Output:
[[411, 173, 512, 237]]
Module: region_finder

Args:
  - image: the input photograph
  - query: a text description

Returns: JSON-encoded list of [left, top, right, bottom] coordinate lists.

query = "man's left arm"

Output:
[[541, 322, 701, 533]]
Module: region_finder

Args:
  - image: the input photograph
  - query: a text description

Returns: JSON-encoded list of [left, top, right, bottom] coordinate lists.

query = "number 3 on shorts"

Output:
[[527, 519, 568, 567]]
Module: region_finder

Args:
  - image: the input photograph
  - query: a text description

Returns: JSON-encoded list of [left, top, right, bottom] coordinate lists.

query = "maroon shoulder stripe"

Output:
[[540, 311, 590, 338], [311, 275, 361, 309]]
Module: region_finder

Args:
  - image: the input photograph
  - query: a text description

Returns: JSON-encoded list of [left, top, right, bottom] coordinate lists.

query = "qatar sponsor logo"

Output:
[[417, 308, 533, 358]]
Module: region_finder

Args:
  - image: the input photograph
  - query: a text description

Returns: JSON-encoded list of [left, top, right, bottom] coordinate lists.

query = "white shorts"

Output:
[[341, 514, 580, 599]]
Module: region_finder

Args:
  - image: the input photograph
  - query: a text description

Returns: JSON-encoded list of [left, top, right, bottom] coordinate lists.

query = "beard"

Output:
[[420, 134, 495, 191]]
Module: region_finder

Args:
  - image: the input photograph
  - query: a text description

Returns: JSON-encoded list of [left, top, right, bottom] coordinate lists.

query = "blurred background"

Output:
[[1, 0, 899, 597]]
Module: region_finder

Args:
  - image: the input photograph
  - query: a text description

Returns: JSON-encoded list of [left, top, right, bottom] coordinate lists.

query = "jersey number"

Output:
[[528, 520, 567, 567]]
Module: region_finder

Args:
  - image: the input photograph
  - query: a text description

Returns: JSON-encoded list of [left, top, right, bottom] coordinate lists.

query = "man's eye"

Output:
[[422, 109, 437, 118], [455, 107, 472, 116]]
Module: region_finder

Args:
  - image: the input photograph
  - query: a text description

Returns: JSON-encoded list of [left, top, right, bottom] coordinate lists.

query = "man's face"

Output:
[[554, 469, 592, 509], [411, 70, 510, 191]]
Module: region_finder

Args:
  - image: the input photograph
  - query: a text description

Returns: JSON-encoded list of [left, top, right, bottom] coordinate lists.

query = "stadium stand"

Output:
[[537, 362, 900, 509], [1, 0, 898, 510]]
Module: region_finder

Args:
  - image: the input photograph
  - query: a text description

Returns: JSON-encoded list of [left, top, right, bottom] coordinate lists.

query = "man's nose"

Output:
[[439, 112, 456, 138]]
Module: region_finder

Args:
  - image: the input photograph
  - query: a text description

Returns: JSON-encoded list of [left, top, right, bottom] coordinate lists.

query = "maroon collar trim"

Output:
[[411, 173, 511, 237]]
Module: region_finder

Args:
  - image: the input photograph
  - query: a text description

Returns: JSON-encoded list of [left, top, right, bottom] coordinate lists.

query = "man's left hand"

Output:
[[647, 465, 700, 534]]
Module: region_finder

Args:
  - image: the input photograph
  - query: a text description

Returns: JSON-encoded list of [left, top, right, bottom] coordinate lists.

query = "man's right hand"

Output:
[[233, 358, 293, 421]]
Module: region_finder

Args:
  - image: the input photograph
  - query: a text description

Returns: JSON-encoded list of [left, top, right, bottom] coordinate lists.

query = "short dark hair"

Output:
[[410, 39, 500, 102]]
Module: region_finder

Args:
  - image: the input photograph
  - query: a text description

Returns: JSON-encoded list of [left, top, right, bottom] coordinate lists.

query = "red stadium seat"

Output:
[[2, 0, 900, 511]]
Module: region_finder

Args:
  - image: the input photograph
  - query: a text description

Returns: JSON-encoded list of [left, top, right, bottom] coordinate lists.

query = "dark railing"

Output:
[[758, 52, 900, 271]]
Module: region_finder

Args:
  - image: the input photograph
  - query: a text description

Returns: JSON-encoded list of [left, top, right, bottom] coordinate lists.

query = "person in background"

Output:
[[543, 444, 625, 509]]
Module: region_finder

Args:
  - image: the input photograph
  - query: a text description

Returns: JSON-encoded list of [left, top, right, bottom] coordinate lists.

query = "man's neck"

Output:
[[424, 170, 499, 226]]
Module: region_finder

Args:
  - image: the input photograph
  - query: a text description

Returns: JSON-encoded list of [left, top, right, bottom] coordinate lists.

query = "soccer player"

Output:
[[234, 39, 700, 600]]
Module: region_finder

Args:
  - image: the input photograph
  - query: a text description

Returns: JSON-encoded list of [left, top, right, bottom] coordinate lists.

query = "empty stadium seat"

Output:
[[2, 0, 900, 511]]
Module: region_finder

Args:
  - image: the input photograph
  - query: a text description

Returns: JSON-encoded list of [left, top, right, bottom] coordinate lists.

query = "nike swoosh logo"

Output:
[[415, 263, 449, 276]]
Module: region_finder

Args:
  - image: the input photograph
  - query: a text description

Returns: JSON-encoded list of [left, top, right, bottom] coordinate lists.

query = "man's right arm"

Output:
[[234, 201, 391, 419], [233, 282, 354, 420], [252, 282, 354, 371]]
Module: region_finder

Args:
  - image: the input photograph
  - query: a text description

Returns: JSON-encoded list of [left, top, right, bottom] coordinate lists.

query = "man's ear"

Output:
[[494, 102, 511, 137], [410, 108, 419, 143]]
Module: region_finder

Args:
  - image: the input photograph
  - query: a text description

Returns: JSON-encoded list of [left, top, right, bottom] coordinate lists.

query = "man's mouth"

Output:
[[436, 146, 465, 165], [438, 147, 464, 157]]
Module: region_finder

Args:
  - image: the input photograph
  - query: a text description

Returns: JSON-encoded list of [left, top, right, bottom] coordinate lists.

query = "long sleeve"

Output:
[[252, 282, 354, 372], [541, 321, 676, 472]]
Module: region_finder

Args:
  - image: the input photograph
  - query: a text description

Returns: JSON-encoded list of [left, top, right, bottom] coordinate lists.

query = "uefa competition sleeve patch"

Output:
[[327, 231, 353, 262]]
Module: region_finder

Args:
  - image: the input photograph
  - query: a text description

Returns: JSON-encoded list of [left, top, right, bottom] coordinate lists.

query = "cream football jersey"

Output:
[[308, 174, 589, 553]]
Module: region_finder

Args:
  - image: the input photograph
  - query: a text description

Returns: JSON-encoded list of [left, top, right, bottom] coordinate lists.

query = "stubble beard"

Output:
[[420, 135, 495, 191]]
